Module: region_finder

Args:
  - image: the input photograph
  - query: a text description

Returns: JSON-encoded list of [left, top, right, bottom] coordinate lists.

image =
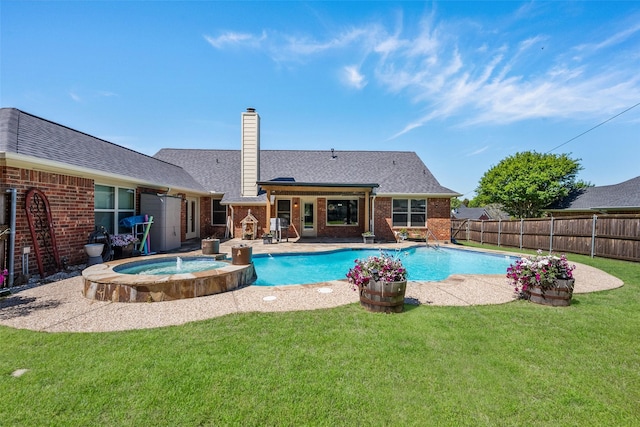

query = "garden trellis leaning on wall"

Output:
[[451, 214, 640, 263]]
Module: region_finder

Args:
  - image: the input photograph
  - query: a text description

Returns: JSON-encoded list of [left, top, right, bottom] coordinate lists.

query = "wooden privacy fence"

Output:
[[451, 214, 640, 262]]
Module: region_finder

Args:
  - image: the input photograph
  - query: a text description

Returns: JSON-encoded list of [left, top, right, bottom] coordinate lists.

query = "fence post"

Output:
[[549, 216, 554, 254], [466, 221, 470, 241], [498, 219, 501, 247], [520, 219, 523, 249], [591, 214, 597, 258], [481, 221, 484, 245]]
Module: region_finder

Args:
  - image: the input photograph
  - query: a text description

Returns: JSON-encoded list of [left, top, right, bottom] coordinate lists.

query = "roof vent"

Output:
[[331, 148, 337, 159]]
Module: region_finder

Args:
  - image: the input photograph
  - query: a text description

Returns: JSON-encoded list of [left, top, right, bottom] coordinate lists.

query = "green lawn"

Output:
[[1, 246, 638, 426]]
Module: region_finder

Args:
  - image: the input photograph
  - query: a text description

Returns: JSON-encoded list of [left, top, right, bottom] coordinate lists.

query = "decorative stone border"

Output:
[[82, 255, 257, 303]]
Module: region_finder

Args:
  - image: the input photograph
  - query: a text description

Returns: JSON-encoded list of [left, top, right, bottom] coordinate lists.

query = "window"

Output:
[[326, 199, 358, 225], [94, 185, 135, 234], [212, 199, 226, 225], [392, 198, 426, 227], [277, 200, 291, 226]]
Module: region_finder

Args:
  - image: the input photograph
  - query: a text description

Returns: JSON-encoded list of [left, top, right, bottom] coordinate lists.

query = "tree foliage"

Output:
[[450, 197, 462, 210], [474, 151, 582, 218]]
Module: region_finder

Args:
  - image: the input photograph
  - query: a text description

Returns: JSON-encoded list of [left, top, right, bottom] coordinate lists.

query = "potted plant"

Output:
[[346, 252, 408, 313], [110, 234, 139, 259], [262, 233, 274, 244], [362, 231, 375, 244], [507, 250, 576, 306], [398, 228, 408, 241]]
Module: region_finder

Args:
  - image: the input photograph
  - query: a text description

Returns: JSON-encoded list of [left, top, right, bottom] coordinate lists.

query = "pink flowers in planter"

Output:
[[507, 249, 576, 295], [110, 234, 139, 248], [346, 252, 407, 291]]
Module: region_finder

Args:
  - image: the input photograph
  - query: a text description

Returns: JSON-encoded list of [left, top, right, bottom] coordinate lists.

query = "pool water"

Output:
[[114, 257, 227, 275], [252, 247, 515, 286]]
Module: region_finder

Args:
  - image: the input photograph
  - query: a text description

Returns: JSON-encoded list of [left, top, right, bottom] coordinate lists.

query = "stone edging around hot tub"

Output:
[[82, 255, 257, 303]]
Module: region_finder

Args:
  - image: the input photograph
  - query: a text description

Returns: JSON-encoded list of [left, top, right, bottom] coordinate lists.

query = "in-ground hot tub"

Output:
[[82, 255, 257, 303]]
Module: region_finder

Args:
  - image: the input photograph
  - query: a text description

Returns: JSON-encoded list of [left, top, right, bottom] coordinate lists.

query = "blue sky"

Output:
[[2, 1, 639, 197]]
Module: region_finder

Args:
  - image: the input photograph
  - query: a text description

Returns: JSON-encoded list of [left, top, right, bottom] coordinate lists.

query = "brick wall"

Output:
[[1, 165, 95, 277], [427, 198, 452, 242], [372, 197, 392, 241], [233, 206, 267, 239], [372, 196, 452, 242], [228, 196, 452, 242]]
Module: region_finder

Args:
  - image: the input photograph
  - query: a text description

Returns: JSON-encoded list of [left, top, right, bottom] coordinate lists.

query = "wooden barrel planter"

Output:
[[231, 245, 252, 265], [528, 279, 575, 307], [360, 280, 407, 313]]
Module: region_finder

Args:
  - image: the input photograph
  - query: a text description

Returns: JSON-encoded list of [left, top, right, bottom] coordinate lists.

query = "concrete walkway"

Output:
[[0, 239, 624, 333]]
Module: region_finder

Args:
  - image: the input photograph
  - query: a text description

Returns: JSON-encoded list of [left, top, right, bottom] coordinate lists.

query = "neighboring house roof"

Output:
[[0, 108, 206, 193], [549, 176, 640, 212], [154, 149, 460, 203], [451, 206, 489, 220], [452, 204, 511, 220]]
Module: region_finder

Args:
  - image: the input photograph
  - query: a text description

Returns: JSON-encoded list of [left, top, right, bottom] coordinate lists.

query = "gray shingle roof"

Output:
[[154, 148, 459, 203], [0, 108, 206, 192], [1, 108, 459, 201], [451, 206, 489, 220], [552, 176, 640, 211]]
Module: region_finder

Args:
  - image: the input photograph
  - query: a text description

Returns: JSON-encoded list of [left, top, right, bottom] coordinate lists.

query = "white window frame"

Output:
[[94, 184, 136, 234], [392, 198, 426, 227]]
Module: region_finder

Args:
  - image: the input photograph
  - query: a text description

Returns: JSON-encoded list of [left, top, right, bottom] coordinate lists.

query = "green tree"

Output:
[[450, 197, 462, 210], [474, 151, 583, 218]]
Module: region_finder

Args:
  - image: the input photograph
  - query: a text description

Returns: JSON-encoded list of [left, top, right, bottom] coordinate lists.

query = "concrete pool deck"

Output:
[[0, 239, 624, 333]]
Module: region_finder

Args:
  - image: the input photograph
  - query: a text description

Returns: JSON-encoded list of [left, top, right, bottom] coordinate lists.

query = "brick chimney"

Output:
[[241, 107, 260, 197]]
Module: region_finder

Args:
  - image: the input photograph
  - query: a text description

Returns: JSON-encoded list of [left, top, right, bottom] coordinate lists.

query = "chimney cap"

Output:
[[246, 107, 256, 113]]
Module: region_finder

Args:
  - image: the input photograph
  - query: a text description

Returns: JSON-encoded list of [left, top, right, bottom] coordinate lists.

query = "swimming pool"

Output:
[[252, 247, 515, 286]]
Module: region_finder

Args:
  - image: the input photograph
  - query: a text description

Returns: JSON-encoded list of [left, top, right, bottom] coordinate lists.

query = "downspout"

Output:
[[371, 195, 376, 235], [7, 188, 16, 287], [229, 205, 235, 238]]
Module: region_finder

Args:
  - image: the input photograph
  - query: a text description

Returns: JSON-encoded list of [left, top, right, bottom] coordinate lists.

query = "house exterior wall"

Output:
[[315, 197, 364, 238], [253, 195, 453, 241], [427, 198, 452, 243], [232, 205, 267, 239], [372, 196, 452, 242], [1, 165, 95, 278], [290, 197, 301, 239]]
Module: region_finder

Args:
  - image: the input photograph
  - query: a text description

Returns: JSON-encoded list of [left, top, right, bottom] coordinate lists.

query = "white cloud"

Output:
[[468, 146, 489, 156], [379, 11, 640, 137], [202, 8, 640, 138], [342, 65, 367, 90], [98, 91, 118, 97], [69, 91, 81, 102], [203, 31, 266, 49], [575, 20, 640, 53]]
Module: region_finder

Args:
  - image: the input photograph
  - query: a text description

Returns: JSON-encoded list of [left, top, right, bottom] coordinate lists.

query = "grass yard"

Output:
[[0, 246, 638, 426]]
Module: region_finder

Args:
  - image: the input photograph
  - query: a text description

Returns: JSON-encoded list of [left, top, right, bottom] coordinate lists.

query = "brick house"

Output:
[[1, 107, 459, 281]]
